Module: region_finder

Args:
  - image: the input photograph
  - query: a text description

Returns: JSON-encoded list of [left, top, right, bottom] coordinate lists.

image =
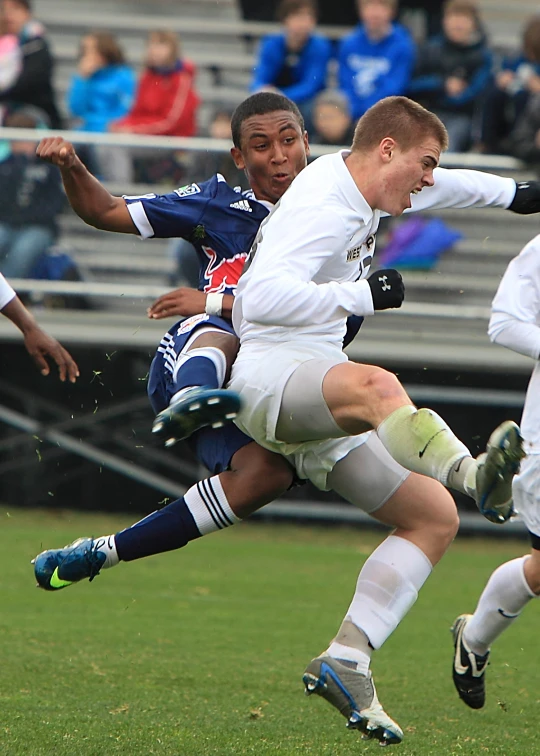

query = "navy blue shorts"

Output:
[[147, 313, 252, 473]]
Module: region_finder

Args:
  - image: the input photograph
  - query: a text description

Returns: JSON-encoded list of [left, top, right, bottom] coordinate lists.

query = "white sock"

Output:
[[465, 556, 537, 655], [93, 535, 119, 569], [184, 475, 241, 535], [333, 535, 433, 652], [377, 406, 470, 487]]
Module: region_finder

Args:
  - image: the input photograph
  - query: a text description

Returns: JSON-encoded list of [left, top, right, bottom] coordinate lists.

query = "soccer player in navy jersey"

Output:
[[32, 93, 320, 581]]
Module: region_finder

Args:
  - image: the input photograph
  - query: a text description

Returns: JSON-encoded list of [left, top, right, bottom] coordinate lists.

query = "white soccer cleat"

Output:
[[303, 654, 403, 746]]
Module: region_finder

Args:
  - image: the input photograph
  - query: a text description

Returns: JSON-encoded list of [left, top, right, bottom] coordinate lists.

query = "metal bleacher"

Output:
[[1, 0, 539, 377]]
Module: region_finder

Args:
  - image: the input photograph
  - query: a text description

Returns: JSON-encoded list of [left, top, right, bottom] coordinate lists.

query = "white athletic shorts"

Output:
[[513, 454, 540, 539], [229, 341, 373, 490]]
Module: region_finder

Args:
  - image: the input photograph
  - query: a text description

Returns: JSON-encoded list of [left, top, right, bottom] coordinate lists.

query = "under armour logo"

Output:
[[379, 275, 391, 291]]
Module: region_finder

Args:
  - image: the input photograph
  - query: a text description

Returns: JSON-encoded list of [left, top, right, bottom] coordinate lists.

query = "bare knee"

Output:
[[363, 367, 408, 407], [428, 493, 460, 549], [378, 476, 459, 565]]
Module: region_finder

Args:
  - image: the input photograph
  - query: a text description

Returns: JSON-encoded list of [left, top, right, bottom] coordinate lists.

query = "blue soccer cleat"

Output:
[[475, 421, 525, 524], [303, 654, 403, 746], [152, 386, 242, 446], [32, 538, 107, 591]]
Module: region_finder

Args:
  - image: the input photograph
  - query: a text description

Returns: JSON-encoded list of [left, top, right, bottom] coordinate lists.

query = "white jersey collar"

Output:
[[335, 150, 374, 225]]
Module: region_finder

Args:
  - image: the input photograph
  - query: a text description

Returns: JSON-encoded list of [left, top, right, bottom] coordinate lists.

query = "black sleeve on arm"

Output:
[[508, 181, 540, 215]]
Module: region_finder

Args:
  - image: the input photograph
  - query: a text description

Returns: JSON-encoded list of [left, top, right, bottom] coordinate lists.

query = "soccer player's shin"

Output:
[[172, 346, 226, 396], [304, 536, 430, 746], [377, 407, 524, 522], [331, 535, 433, 655], [152, 343, 241, 444], [451, 557, 536, 709], [377, 406, 470, 486], [116, 475, 240, 560], [33, 476, 241, 589], [465, 557, 536, 655]]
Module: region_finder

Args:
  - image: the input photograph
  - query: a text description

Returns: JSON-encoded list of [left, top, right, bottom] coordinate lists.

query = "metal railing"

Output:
[[0, 127, 525, 171]]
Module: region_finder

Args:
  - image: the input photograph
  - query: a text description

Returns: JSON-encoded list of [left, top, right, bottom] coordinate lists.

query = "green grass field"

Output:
[[0, 509, 537, 756]]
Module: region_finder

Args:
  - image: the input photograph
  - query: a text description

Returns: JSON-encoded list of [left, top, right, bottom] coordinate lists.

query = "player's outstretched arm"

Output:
[[1, 284, 79, 382], [36, 137, 138, 234], [147, 288, 234, 320]]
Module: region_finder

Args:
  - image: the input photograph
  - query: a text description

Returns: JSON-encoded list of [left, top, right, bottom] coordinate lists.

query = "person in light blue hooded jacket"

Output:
[[338, 0, 415, 121], [67, 30, 135, 180], [68, 30, 135, 134]]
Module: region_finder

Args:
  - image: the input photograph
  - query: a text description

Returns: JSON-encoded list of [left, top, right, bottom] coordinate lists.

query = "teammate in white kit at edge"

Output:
[[452, 232, 540, 711]]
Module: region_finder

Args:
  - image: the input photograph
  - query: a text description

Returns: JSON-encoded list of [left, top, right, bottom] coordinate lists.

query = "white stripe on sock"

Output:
[[184, 475, 241, 536]]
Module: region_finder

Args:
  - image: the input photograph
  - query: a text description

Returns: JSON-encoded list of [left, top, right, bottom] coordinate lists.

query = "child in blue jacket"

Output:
[[338, 0, 415, 121], [250, 0, 331, 130]]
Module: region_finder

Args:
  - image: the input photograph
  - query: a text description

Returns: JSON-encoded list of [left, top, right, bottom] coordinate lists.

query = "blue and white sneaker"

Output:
[[303, 654, 403, 746], [475, 421, 525, 524], [152, 386, 242, 447], [32, 537, 107, 591]]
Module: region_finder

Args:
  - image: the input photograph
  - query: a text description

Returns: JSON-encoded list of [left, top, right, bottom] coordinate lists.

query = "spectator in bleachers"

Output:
[[338, 0, 415, 122], [0, 0, 61, 128], [481, 16, 540, 155], [68, 31, 135, 181], [397, 0, 442, 39], [250, 0, 332, 131], [312, 89, 355, 145], [0, 109, 64, 278], [408, 0, 492, 152], [505, 93, 540, 170], [68, 31, 135, 134], [110, 31, 199, 138]]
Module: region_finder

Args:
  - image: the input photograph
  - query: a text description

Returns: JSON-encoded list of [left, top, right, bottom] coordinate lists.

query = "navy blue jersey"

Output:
[[124, 174, 270, 296]]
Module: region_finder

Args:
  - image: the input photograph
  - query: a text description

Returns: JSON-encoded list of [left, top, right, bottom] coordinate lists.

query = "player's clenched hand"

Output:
[[147, 288, 208, 319], [36, 137, 77, 169], [367, 269, 405, 310], [24, 326, 80, 382]]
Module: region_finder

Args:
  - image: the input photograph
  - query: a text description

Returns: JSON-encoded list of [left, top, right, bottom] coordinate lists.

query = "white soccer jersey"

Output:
[[233, 151, 516, 351], [0, 272, 15, 310], [489, 234, 540, 452]]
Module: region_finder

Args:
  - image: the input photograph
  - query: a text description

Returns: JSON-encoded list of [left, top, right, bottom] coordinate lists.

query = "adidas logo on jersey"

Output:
[[230, 199, 252, 212]]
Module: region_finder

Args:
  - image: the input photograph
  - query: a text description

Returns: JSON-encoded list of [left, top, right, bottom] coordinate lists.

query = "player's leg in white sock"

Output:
[[324, 443, 458, 667], [464, 555, 538, 656], [327, 535, 433, 672]]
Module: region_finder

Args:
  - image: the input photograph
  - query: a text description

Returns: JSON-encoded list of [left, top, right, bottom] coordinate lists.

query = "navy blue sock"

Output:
[[114, 497, 201, 562], [174, 354, 221, 392]]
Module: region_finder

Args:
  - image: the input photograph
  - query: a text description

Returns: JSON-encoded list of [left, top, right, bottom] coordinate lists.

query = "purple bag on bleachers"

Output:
[[378, 217, 462, 270]]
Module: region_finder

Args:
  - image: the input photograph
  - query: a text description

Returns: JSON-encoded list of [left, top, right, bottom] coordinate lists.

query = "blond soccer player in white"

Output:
[[229, 96, 526, 744], [452, 233, 540, 710]]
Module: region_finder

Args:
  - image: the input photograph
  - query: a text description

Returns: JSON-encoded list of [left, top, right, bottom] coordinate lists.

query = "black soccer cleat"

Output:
[[451, 614, 490, 709]]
